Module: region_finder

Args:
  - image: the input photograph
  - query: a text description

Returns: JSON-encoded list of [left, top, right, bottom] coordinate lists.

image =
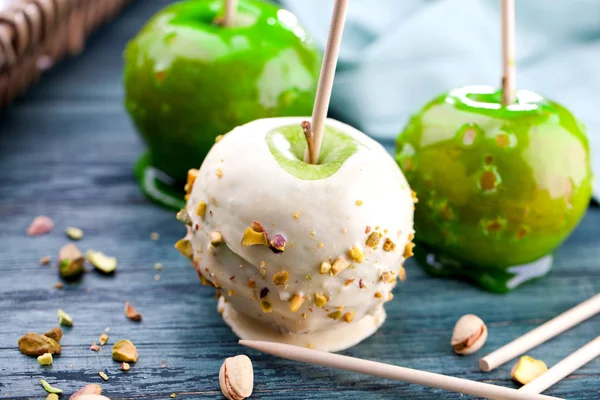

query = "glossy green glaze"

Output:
[[266, 124, 362, 180], [396, 85, 593, 292], [124, 0, 321, 189]]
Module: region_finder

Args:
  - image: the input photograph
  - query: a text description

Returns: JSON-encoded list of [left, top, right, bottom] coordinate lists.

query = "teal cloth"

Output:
[[279, 0, 600, 198]]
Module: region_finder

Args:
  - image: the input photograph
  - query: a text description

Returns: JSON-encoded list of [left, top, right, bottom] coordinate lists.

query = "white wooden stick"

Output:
[[305, 0, 348, 164], [519, 336, 600, 394], [480, 294, 600, 372], [240, 340, 562, 400], [223, 0, 238, 27], [501, 0, 516, 105]]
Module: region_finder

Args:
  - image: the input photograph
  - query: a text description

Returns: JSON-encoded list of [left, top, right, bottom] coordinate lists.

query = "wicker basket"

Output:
[[0, 0, 132, 108]]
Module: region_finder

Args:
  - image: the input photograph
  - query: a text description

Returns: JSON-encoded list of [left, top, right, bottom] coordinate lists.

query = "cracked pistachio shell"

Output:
[[219, 355, 253, 400], [451, 314, 487, 355], [18, 332, 61, 356]]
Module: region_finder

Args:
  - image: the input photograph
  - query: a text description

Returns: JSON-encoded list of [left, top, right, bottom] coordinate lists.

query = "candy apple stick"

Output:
[[501, 0, 516, 105], [223, 0, 238, 27]]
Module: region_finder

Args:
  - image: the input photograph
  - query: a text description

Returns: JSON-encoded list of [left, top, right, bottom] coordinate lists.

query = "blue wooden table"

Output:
[[0, 1, 598, 398]]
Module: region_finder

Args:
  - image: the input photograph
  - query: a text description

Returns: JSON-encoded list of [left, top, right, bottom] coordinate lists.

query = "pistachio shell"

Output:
[[18, 332, 61, 356], [69, 383, 102, 399], [219, 355, 253, 400], [451, 314, 487, 355]]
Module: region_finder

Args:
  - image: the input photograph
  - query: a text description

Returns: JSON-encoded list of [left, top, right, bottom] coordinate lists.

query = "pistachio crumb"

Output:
[[228, 289, 236, 297], [54, 283, 64, 289], [154, 263, 164, 271], [327, 311, 342, 320], [248, 279, 256, 288], [411, 190, 419, 203], [272, 271, 289, 286], [150, 232, 160, 240], [260, 300, 273, 313], [319, 261, 332, 274], [125, 301, 142, 321], [381, 271, 396, 284], [289, 294, 304, 312], [359, 279, 366, 289], [318, 242, 324, 248], [314, 293, 327, 308], [331, 258, 349, 275], [210, 231, 223, 246], [348, 247, 365, 263], [241, 223, 269, 247], [155, 274, 161, 281], [398, 266, 407, 282], [121, 362, 130, 372], [366, 232, 382, 247], [387, 292, 394, 302], [404, 241, 415, 258], [343, 312, 354, 323], [305, 273, 312, 280], [355, 200, 363, 206], [383, 238, 397, 252], [216, 168, 223, 178], [292, 212, 300, 219], [365, 226, 371, 234], [171, 393, 177, 398], [37, 352, 53, 365], [65, 227, 83, 240], [40, 256, 51, 265], [57, 309, 73, 326], [344, 279, 355, 287], [99, 371, 109, 381], [269, 234, 286, 252], [99, 333, 109, 346], [374, 291, 383, 299], [302, 313, 308, 319], [215, 134, 224, 143], [196, 201, 207, 218], [90, 342, 99, 352], [174, 239, 193, 259]]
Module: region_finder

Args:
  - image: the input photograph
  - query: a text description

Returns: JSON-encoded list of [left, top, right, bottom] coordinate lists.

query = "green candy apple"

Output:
[[396, 85, 593, 292], [124, 0, 321, 209]]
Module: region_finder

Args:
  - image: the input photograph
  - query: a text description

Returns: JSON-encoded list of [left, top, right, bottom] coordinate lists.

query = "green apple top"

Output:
[[124, 0, 321, 181], [177, 117, 415, 349], [396, 85, 593, 269]]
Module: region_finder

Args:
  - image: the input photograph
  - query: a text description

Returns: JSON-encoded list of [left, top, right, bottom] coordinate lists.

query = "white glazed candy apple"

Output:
[[176, 117, 415, 351]]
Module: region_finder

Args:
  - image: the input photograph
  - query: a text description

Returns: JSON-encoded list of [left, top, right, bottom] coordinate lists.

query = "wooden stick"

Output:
[[501, 0, 516, 105], [305, 0, 348, 164], [223, 0, 238, 27], [480, 294, 600, 372], [519, 336, 600, 394], [240, 340, 562, 400]]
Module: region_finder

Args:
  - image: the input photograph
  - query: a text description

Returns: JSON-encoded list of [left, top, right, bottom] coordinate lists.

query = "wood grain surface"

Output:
[[0, 1, 598, 399]]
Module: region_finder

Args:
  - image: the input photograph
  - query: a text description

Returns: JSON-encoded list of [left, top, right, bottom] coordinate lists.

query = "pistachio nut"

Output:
[[219, 355, 254, 400], [37, 352, 53, 365], [65, 226, 84, 240], [69, 383, 102, 399], [99, 333, 109, 346], [43, 327, 63, 342], [112, 339, 138, 363], [269, 234, 286, 253], [210, 231, 223, 247], [348, 246, 365, 263], [87, 250, 117, 273], [450, 314, 487, 355], [176, 209, 192, 226], [18, 332, 61, 356], [511, 355, 548, 385], [331, 258, 349, 276], [174, 239, 193, 259], [59, 243, 85, 279], [40, 379, 62, 394], [124, 301, 142, 321], [58, 308, 73, 326]]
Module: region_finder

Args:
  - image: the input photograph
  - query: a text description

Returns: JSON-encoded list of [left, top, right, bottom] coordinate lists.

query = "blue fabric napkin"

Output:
[[279, 0, 600, 198]]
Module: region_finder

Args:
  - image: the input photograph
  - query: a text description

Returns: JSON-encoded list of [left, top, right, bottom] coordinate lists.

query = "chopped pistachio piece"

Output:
[[65, 226, 83, 240], [305, 273, 312, 281], [292, 212, 300, 219], [387, 292, 394, 302], [327, 311, 342, 320], [374, 292, 383, 299], [398, 266, 407, 282], [58, 243, 85, 279], [215, 134, 224, 143], [40, 256, 51, 265], [348, 247, 365, 263], [124, 301, 142, 321], [289, 294, 304, 312], [46, 394, 59, 400], [184, 169, 198, 200], [381, 271, 395, 283], [195, 201, 207, 218], [269, 234, 286, 253], [176, 209, 192, 226], [247, 279, 256, 288], [241, 226, 268, 247], [112, 339, 138, 363], [331, 258, 349, 276], [150, 232, 160, 240], [57, 308, 73, 326], [319, 261, 332, 274], [210, 231, 223, 247], [344, 279, 355, 286], [411, 190, 419, 203], [87, 250, 117, 273], [365, 232, 382, 247], [43, 327, 62, 343], [40, 379, 62, 394], [260, 299, 273, 313], [343, 312, 354, 323], [99, 371, 109, 381], [272, 271, 289, 286], [121, 362, 131, 372], [174, 239, 193, 259], [37, 352, 53, 365], [403, 242, 415, 258], [18, 332, 61, 356], [511, 356, 548, 384], [383, 238, 396, 252], [355, 200, 363, 206], [90, 342, 100, 352], [314, 293, 327, 308]]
